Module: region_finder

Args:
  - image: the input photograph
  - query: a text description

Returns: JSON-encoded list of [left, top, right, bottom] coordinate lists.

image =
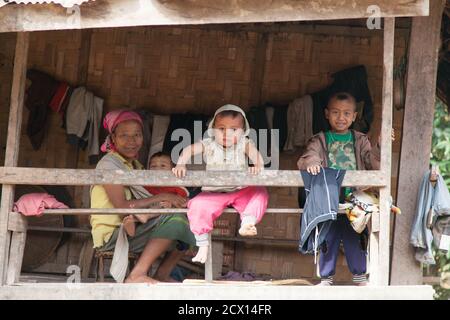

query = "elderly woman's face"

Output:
[[112, 120, 143, 160]]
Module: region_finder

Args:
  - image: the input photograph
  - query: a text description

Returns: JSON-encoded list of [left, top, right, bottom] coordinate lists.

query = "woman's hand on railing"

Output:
[[157, 193, 187, 208]]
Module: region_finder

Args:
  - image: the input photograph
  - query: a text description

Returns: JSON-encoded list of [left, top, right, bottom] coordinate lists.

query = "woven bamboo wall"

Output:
[[0, 23, 408, 281]]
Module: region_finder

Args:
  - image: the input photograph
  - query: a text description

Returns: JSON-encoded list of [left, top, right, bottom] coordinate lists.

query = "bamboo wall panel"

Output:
[[0, 23, 408, 280]]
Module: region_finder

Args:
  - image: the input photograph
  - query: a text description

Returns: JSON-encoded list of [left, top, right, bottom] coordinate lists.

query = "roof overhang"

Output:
[[0, 0, 430, 33], [0, 1, 93, 8]]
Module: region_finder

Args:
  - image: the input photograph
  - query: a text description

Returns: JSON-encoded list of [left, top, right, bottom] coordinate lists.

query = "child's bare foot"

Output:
[[123, 215, 136, 237], [192, 246, 209, 264], [124, 274, 160, 284], [239, 223, 257, 236]]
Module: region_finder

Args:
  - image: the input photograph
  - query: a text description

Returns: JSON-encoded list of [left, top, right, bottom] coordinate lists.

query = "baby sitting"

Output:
[[123, 152, 189, 236], [173, 104, 269, 263]]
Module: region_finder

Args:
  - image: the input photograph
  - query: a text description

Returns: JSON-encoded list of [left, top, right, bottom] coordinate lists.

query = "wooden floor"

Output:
[[0, 280, 435, 300]]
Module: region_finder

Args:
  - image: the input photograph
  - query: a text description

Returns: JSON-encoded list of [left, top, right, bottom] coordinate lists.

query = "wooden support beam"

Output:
[[7, 212, 27, 233], [377, 17, 395, 286], [204, 234, 213, 282], [194, 24, 411, 39], [0, 32, 29, 286], [0, 0, 429, 33], [391, 0, 446, 285], [65, 29, 93, 199], [39, 208, 304, 215], [0, 167, 387, 187], [370, 17, 395, 287], [6, 231, 26, 285]]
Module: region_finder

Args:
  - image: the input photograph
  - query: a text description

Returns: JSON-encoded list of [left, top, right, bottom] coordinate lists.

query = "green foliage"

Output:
[[430, 99, 450, 300], [431, 99, 450, 185]]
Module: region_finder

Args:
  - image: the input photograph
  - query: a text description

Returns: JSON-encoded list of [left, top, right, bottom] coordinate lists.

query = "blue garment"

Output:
[[410, 172, 450, 264], [299, 168, 346, 254], [319, 215, 367, 277]]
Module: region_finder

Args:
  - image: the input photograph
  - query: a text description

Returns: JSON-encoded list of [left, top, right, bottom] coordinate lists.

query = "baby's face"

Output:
[[148, 156, 173, 170], [213, 114, 245, 147]]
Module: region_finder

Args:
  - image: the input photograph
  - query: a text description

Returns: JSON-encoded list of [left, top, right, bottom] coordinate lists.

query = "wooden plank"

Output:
[[7, 212, 27, 232], [38, 208, 346, 215], [377, 17, 395, 286], [38, 208, 302, 215], [27, 226, 90, 233], [371, 212, 380, 233], [194, 24, 411, 39], [0, 32, 29, 286], [79, 238, 95, 281], [0, 283, 435, 300], [213, 236, 298, 247], [0, 0, 429, 33], [0, 167, 388, 187], [369, 231, 380, 286], [390, 0, 446, 286], [6, 231, 26, 284], [65, 29, 92, 199], [204, 234, 213, 282], [212, 241, 224, 279], [25, 262, 71, 275]]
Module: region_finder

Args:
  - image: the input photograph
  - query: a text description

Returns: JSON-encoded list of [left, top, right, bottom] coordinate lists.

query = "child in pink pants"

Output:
[[173, 104, 269, 263]]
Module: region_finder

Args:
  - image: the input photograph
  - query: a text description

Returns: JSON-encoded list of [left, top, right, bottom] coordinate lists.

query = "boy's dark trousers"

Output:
[[319, 215, 367, 278]]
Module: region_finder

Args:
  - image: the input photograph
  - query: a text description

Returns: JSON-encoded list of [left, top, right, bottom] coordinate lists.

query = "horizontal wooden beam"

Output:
[[0, 167, 387, 187], [193, 23, 411, 38], [213, 236, 298, 247], [26, 226, 91, 234], [0, 0, 429, 33], [39, 208, 303, 215]]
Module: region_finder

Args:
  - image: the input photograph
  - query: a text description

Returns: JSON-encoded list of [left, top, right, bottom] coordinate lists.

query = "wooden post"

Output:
[[204, 233, 213, 282], [369, 17, 395, 287], [391, 0, 446, 285], [6, 232, 26, 284], [0, 32, 29, 285], [377, 17, 395, 286]]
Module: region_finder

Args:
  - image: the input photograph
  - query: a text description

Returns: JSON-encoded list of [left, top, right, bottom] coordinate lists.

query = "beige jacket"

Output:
[[297, 130, 380, 170]]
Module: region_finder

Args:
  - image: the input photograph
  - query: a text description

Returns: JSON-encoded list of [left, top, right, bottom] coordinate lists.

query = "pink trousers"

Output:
[[187, 186, 269, 236]]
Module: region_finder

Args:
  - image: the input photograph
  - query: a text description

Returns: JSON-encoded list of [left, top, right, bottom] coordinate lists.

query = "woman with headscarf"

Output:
[[90, 109, 195, 284]]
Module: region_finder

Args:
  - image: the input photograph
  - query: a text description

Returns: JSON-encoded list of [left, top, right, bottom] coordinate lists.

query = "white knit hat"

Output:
[[207, 104, 250, 137]]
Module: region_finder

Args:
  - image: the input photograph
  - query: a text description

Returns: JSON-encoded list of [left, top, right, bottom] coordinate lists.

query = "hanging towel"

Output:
[[65, 87, 104, 161], [410, 172, 450, 264], [13, 193, 69, 216], [284, 95, 313, 152]]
